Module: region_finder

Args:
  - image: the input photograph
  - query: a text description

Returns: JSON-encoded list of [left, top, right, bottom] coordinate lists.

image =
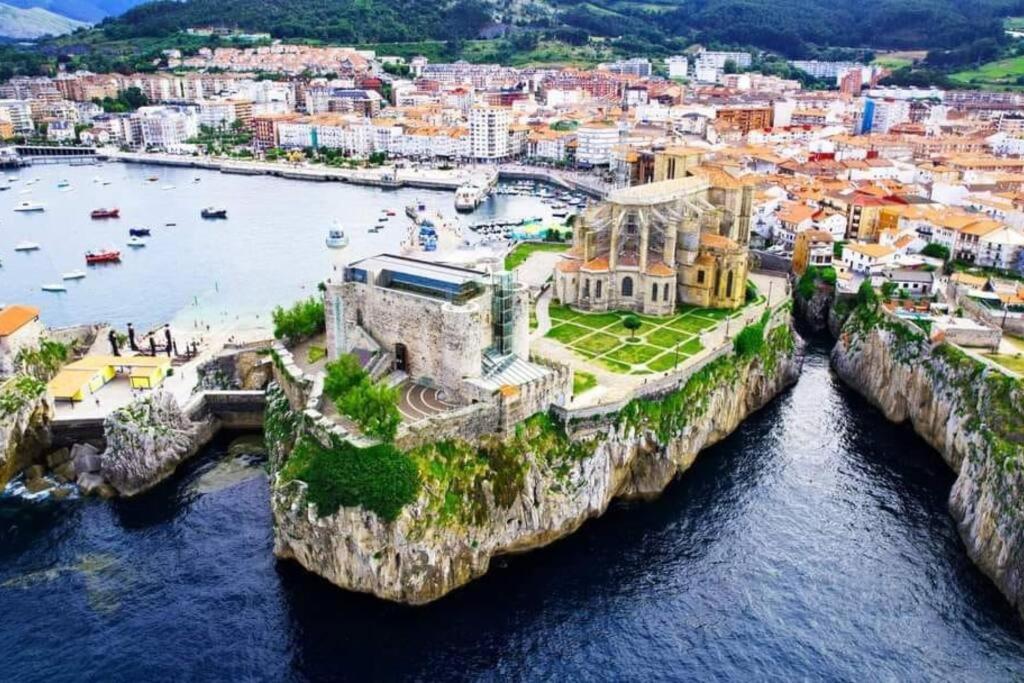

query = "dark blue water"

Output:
[[0, 163, 549, 330], [1, 338, 1022, 681]]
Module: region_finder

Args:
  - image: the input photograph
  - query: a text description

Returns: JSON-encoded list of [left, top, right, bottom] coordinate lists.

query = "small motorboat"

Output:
[[385, 209, 397, 216], [91, 208, 120, 219], [41, 284, 67, 293], [14, 241, 40, 252], [127, 236, 146, 248], [129, 227, 151, 237], [165, 222, 177, 227], [0, 185, 8, 192], [326, 229, 349, 248], [86, 249, 121, 265], [146, 176, 159, 182], [101, 180, 112, 186], [62, 270, 86, 280], [13, 201, 44, 212], [193, 177, 201, 183], [6, 176, 18, 182], [57, 180, 70, 188], [161, 184, 175, 190], [201, 207, 227, 219]]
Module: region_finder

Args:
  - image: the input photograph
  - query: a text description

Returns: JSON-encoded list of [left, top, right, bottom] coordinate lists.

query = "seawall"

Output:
[[267, 321, 801, 605], [831, 304, 1024, 620]]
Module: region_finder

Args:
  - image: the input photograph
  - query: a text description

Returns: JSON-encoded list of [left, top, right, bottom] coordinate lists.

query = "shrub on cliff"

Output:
[[324, 354, 366, 400], [284, 434, 420, 521], [339, 381, 402, 442], [857, 280, 878, 308], [323, 354, 401, 442], [734, 318, 766, 357], [272, 297, 325, 345]]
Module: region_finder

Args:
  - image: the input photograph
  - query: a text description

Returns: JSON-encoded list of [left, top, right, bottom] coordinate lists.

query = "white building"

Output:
[[131, 106, 199, 150], [469, 106, 511, 160], [575, 121, 620, 166], [0, 100, 33, 134], [666, 56, 690, 79]]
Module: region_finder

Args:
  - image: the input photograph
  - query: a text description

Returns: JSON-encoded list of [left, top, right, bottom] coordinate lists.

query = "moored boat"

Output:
[[62, 269, 86, 280], [14, 241, 40, 252], [127, 236, 146, 248], [41, 283, 67, 292], [201, 207, 228, 219], [326, 229, 349, 248], [91, 208, 120, 219], [86, 249, 121, 265], [13, 201, 44, 212], [129, 227, 151, 237]]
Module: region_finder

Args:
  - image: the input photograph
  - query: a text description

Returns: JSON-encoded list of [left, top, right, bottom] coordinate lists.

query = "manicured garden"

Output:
[[543, 303, 746, 374]]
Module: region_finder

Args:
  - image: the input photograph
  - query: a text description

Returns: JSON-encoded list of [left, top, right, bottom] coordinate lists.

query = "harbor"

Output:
[[0, 160, 563, 332]]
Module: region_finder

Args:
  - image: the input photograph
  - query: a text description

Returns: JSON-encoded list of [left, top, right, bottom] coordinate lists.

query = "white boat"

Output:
[[14, 241, 40, 252], [127, 236, 146, 248], [57, 180, 70, 188], [62, 270, 86, 280], [326, 229, 349, 248], [161, 184, 175, 190], [13, 201, 44, 212], [454, 183, 487, 212], [41, 284, 67, 292], [7, 176, 18, 183]]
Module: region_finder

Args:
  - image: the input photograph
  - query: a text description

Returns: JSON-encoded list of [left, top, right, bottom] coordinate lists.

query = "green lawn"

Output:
[[504, 241, 569, 270], [544, 303, 724, 374], [572, 371, 597, 396], [547, 323, 591, 344], [575, 332, 621, 355], [951, 55, 1024, 90], [606, 343, 663, 365], [985, 353, 1024, 375]]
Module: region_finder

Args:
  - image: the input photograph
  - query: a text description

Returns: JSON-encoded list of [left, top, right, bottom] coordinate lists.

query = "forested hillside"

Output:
[[92, 0, 1024, 57]]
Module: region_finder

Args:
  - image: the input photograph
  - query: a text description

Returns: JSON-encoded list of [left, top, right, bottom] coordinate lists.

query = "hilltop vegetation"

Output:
[[59, 0, 1024, 60]]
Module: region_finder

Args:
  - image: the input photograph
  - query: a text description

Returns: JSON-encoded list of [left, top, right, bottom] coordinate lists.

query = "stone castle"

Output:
[[554, 171, 753, 314]]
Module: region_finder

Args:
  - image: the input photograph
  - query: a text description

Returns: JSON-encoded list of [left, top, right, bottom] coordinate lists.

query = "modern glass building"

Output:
[[344, 254, 485, 304]]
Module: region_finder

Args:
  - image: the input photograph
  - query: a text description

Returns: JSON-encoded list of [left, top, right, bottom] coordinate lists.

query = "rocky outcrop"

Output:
[[195, 348, 272, 392], [832, 306, 1024, 620], [269, 324, 802, 605], [795, 285, 833, 333], [0, 376, 53, 489], [98, 391, 214, 496]]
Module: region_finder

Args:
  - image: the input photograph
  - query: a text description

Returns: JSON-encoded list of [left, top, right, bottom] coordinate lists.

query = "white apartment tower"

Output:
[[470, 105, 511, 160]]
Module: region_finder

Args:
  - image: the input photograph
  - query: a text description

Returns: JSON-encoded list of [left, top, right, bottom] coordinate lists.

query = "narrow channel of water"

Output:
[[0, 335, 1020, 680]]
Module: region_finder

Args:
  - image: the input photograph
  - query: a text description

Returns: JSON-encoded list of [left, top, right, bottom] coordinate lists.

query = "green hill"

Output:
[[86, 0, 1023, 57], [0, 1, 87, 38]]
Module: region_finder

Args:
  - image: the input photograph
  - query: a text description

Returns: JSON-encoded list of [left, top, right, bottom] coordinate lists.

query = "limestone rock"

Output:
[[76, 472, 115, 498], [73, 443, 102, 475], [832, 313, 1024, 621], [0, 388, 53, 489], [98, 391, 206, 497], [52, 461, 76, 483], [46, 447, 71, 469], [269, 324, 803, 604]]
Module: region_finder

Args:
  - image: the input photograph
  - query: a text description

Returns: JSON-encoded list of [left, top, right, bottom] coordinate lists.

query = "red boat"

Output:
[[85, 249, 121, 265], [90, 208, 120, 219]]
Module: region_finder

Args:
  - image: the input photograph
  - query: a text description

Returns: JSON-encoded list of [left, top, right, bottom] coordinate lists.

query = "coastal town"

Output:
[[0, 29, 1023, 679]]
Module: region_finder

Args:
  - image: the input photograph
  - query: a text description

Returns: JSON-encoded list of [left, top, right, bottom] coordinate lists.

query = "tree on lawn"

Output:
[[622, 314, 642, 341]]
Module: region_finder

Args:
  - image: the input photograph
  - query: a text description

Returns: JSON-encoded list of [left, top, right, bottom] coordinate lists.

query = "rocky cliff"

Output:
[[0, 375, 53, 489], [795, 285, 833, 333], [268, 324, 801, 604], [832, 305, 1024, 620], [99, 391, 215, 496]]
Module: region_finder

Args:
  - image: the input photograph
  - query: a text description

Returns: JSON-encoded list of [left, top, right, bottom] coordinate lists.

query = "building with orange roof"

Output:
[[792, 229, 834, 275], [0, 305, 42, 375], [553, 177, 751, 313]]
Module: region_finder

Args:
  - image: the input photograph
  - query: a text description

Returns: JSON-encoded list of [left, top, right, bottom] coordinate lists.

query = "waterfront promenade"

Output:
[[99, 150, 611, 197]]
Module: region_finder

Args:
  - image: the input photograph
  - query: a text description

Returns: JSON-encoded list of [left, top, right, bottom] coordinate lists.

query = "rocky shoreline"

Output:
[[267, 323, 802, 604], [831, 304, 1024, 621]]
